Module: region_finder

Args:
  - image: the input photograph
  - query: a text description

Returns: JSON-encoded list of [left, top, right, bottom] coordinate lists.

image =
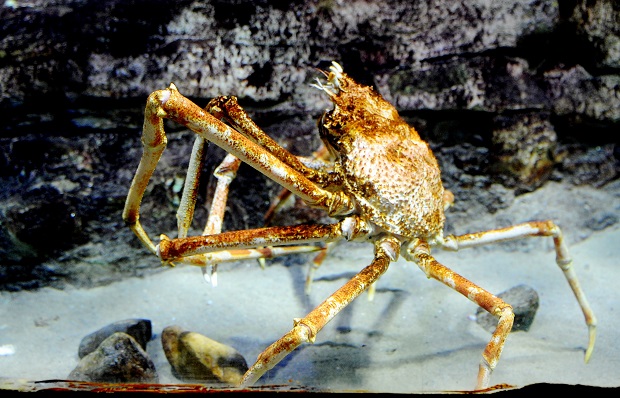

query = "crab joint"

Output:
[[339, 215, 374, 241], [156, 234, 176, 267], [376, 236, 401, 262]]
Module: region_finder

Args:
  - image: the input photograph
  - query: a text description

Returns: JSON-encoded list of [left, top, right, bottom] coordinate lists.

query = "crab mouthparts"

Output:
[[311, 61, 344, 97]]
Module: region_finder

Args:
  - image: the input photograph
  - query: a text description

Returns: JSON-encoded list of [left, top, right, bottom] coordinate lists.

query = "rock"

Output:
[[78, 319, 152, 358], [68, 332, 158, 383], [161, 325, 248, 385], [475, 284, 540, 333], [561, 144, 618, 187], [0, 184, 84, 264], [0, 0, 619, 292], [490, 113, 558, 192], [570, 0, 620, 69]]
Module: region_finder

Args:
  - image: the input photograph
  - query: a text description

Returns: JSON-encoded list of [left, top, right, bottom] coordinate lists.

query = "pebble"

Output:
[[68, 332, 158, 383], [161, 325, 248, 385], [78, 318, 152, 358]]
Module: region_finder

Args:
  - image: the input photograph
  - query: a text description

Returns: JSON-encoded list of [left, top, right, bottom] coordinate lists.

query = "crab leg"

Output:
[[172, 147, 329, 280], [154, 84, 354, 217], [238, 235, 401, 387], [196, 152, 327, 284], [123, 85, 351, 284], [123, 84, 355, 256], [123, 101, 218, 253], [263, 144, 334, 225], [260, 144, 337, 294], [199, 152, 240, 284], [263, 188, 296, 226], [158, 223, 339, 261], [177, 124, 323, 283], [170, 245, 324, 268], [304, 241, 337, 293], [202, 153, 240, 235], [438, 220, 597, 363], [157, 214, 374, 262], [122, 109, 167, 255], [407, 239, 515, 391], [206, 96, 334, 185]]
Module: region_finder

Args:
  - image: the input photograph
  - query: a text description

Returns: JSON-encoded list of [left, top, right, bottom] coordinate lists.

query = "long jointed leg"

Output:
[[123, 85, 355, 278], [238, 236, 401, 387], [123, 97, 235, 255], [304, 241, 337, 294], [176, 136, 208, 239], [200, 153, 241, 284], [439, 220, 597, 362], [157, 213, 376, 265], [206, 96, 327, 183], [202, 153, 240, 236], [407, 239, 514, 390], [171, 151, 329, 281], [147, 84, 354, 217], [122, 107, 168, 255]]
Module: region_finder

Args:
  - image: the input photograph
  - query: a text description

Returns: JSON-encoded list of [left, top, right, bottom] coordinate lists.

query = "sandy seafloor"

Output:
[[0, 181, 619, 394]]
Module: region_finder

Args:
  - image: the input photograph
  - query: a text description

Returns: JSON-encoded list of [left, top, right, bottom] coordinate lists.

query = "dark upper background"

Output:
[[0, 0, 618, 290]]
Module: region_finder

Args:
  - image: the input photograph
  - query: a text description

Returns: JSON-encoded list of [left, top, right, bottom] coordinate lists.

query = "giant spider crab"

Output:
[[123, 62, 596, 389]]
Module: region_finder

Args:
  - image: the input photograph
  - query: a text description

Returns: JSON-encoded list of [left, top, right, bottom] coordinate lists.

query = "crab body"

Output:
[[318, 75, 445, 238]]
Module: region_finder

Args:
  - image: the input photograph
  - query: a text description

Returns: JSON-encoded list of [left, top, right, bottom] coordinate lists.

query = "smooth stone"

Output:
[[69, 332, 158, 383], [476, 284, 540, 333], [161, 325, 248, 385], [78, 318, 152, 358]]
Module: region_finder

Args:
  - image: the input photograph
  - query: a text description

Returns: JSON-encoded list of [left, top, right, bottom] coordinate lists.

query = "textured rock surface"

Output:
[[0, 0, 618, 290], [78, 318, 152, 359], [68, 332, 158, 383]]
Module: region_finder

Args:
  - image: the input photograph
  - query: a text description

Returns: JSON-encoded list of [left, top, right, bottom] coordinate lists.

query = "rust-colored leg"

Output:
[[163, 145, 333, 278], [304, 241, 336, 294], [157, 214, 375, 263], [153, 85, 354, 217], [122, 101, 168, 255], [238, 236, 401, 387], [439, 221, 596, 362], [207, 96, 323, 182], [124, 84, 357, 276], [175, 113, 324, 284], [161, 150, 325, 272], [197, 153, 241, 285], [259, 144, 342, 295], [406, 239, 515, 390], [263, 144, 336, 226]]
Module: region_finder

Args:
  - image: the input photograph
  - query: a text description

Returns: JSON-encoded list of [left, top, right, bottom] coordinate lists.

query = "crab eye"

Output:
[[317, 111, 343, 154], [318, 112, 339, 135]]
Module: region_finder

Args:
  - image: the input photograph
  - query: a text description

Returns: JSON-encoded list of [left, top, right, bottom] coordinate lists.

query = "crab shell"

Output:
[[317, 68, 445, 240]]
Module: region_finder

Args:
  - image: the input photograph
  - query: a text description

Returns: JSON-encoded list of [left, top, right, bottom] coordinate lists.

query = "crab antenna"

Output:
[[310, 78, 336, 97]]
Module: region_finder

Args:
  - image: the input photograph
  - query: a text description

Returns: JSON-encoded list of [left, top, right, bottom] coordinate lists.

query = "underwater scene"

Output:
[[1, 0, 618, 393]]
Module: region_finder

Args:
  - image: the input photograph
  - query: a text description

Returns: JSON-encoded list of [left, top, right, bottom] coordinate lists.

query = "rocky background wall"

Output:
[[0, 0, 618, 291]]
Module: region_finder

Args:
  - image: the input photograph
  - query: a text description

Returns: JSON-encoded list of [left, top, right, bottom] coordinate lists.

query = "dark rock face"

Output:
[[0, 0, 618, 290]]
